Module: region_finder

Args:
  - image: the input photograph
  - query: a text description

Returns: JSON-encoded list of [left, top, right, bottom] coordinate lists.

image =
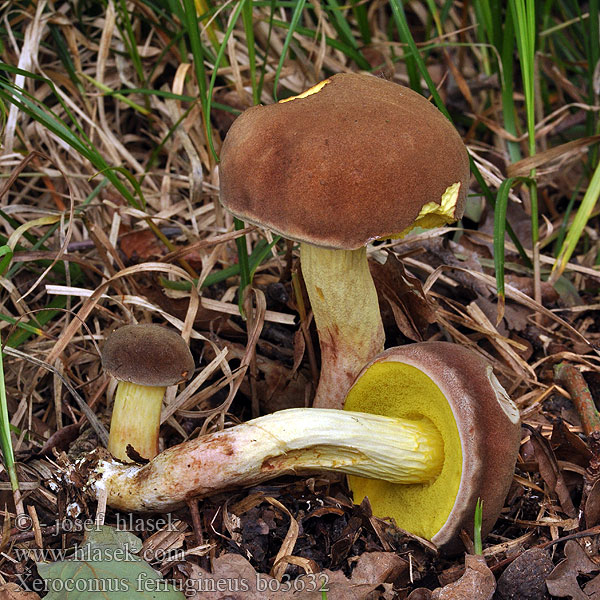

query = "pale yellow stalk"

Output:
[[93, 408, 443, 512], [107, 382, 166, 462], [300, 244, 384, 409]]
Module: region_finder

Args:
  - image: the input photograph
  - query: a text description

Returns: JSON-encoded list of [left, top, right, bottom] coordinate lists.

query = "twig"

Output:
[[554, 362, 600, 435]]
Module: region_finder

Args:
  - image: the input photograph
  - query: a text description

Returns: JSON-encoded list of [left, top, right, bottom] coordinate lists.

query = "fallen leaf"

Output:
[[138, 278, 237, 332], [505, 275, 559, 304], [119, 229, 165, 263], [0, 583, 42, 600], [36, 525, 185, 599], [370, 254, 436, 342], [529, 427, 577, 517], [584, 573, 600, 599], [35, 423, 80, 457], [584, 479, 600, 528], [349, 551, 406, 586], [408, 589, 433, 600], [431, 554, 495, 600], [545, 540, 599, 599], [182, 551, 405, 600], [551, 421, 593, 468]]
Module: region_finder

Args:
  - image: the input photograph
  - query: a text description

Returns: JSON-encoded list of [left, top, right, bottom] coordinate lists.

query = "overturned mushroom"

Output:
[[344, 342, 521, 553], [103, 324, 194, 462], [83, 342, 520, 552], [219, 73, 470, 409]]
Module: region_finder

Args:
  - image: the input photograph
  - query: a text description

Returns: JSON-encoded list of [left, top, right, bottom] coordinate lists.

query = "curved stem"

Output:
[[300, 244, 384, 409], [93, 408, 443, 512]]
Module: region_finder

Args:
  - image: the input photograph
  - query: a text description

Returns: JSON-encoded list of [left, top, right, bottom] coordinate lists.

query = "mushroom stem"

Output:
[[300, 243, 384, 409], [107, 381, 166, 462], [93, 408, 443, 512]]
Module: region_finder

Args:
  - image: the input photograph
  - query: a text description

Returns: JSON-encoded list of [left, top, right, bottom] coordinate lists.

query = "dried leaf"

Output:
[[529, 428, 577, 517], [138, 278, 235, 331], [349, 551, 406, 585], [431, 554, 495, 600], [546, 540, 599, 599], [35, 423, 80, 456], [37, 525, 184, 599], [182, 551, 404, 600], [370, 254, 436, 341], [551, 421, 593, 468], [584, 479, 600, 528], [0, 583, 42, 600], [119, 229, 165, 262], [408, 589, 433, 600], [584, 573, 600, 599]]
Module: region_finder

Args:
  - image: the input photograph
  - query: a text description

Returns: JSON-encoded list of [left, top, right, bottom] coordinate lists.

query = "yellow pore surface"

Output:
[[344, 361, 462, 540]]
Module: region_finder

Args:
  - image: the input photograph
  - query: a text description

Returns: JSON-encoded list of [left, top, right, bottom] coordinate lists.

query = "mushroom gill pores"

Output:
[[344, 342, 521, 554], [87, 342, 520, 554]]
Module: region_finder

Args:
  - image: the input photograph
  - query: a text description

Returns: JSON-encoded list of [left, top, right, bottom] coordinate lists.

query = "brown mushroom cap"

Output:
[[102, 324, 194, 387], [219, 73, 470, 250], [344, 342, 521, 554]]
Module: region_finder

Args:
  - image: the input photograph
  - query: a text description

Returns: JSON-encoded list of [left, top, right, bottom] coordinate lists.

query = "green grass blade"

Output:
[[0, 67, 140, 208], [509, 0, 538, 246], [495, 177, 534, 320], [268, 18, 370, 70], [474, 498, 483, 555], [272, 0, 308, 101], [0, 245, 13, 277], [47, 24, 87, 101], [0, 333, 19, 492], [324, 0, 360, 52], [116, 0, 147, 89], [552, 159, 600, 282], [586, 0, 599, 165], [248, 236, 281, 281], [234, 218, 251, 317], [5, 299, 67, 348], [181, 0, 208, 120], [206, 0, 247, 162], [500, 6, 523, 163], [242, 0, 259, 105], [388, 0, 449, 117], [351, 0, 371, 44]]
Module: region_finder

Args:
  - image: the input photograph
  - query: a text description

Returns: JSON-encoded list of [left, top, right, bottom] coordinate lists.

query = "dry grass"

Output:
[[0, 0, 599, 596]]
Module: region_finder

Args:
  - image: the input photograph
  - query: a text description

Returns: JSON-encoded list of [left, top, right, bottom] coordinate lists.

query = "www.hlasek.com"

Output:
[[14, 544, 183, 564]]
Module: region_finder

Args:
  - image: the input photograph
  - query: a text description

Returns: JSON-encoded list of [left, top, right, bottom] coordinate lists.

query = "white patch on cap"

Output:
[[487, 366, 520, 424]]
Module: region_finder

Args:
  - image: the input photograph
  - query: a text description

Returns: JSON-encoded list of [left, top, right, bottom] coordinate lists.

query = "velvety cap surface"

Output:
[[102, 324, 194, 386], [219, 73, 470, 249]]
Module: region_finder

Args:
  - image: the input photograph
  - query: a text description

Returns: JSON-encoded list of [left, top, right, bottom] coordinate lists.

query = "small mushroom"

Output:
[[103, 324, 194, 462], [219, 73, 470, 409], [86, 342, 519, 553]]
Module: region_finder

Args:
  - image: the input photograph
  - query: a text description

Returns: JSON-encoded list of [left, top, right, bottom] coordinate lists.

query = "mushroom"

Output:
[[103, 324, 194, 462], [85, 342, 520, 553], [218, 73, 470, 409], [343, 342, 521, 553]]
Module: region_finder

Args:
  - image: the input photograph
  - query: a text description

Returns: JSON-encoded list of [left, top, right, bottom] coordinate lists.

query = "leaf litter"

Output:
[[1, 2, 600, 599]]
